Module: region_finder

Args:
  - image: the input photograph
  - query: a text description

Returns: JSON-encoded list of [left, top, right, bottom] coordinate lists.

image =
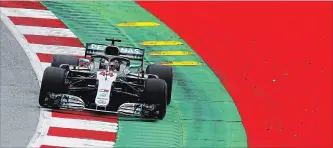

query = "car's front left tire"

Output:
[[146, 64, 173, 105], [142, 79, 167, 120]]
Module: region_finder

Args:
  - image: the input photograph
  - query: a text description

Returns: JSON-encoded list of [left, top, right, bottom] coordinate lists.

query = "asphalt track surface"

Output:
[[0, 19, 39, 147]]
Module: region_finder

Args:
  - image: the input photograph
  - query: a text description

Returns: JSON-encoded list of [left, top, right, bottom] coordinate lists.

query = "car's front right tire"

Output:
[[39, 67, 68, 108]]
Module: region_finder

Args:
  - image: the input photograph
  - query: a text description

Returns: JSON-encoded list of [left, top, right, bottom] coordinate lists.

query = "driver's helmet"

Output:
[[99, 58, 120, 71], [79, 58, 90, 67]]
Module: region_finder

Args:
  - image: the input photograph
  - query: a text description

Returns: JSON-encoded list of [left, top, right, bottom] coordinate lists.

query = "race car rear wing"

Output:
[[85, 43, 145, 61]]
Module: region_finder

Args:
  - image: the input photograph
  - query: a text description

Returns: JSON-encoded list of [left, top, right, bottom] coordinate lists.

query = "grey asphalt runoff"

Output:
[[0, 19, 40, 147]]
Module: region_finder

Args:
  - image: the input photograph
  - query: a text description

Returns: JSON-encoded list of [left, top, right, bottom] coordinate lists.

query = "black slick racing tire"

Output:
[[51, 55, 79, 67], [146, 64, 173, 105], [142, 79, 167, 120], [39, 67, 68, 108]]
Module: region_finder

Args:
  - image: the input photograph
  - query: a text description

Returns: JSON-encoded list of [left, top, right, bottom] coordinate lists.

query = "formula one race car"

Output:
[[38, 38, 173, 120]]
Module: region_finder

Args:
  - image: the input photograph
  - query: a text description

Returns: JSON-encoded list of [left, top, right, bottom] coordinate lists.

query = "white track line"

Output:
[[26, 108, 53, 148], [2, 6, 119, 148], [1, 11, 52, 148], [0, 7, 57, 19], [0, 10, 44, 83], [50, 117, 118, 133], [41, 136, 115, 148], [31, 44, 85, 56], [41, 62, 51, 71], [16, 25, 77, 38]]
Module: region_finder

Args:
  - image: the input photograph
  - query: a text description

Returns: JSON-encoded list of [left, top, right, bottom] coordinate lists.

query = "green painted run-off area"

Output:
[[41, 1, 247, 147]]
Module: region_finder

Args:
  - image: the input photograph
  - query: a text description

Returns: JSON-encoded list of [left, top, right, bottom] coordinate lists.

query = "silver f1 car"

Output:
[[38, 38, 173, 120]]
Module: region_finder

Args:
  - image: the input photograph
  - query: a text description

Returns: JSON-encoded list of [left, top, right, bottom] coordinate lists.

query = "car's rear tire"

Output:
[[142, 79, 167, 120], [51, 55, 79, 67], [39, 67, 68, 108], [146, 64, 173, 105]]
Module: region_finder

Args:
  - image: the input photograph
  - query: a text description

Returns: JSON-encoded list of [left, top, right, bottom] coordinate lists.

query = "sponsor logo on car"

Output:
[[99, 92, 108, 97], [96, 99, 107, 105], [89, 44, 107, 50], [99, 71, 114, 77], [99, 89, 109, 92], [119, 47, 143, 55]]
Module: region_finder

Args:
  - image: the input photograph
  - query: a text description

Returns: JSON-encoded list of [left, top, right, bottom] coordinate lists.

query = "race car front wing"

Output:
[[45, 93, 161, 120]]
